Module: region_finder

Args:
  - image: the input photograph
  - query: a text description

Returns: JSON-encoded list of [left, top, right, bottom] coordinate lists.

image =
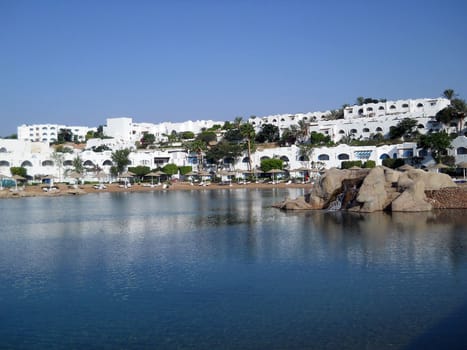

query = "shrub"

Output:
[[341, 160, 363, 169]]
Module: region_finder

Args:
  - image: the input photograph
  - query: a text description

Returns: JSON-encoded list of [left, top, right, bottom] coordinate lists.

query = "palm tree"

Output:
[[443, 89, 456, 101], [240, 123, 256, 171], [184, 140, 207, 170], [111, 149, 131, 176], [297, 120, 309, 143]]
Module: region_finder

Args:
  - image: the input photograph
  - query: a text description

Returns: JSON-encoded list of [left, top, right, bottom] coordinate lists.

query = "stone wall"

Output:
[[426, 186, 467, 209]]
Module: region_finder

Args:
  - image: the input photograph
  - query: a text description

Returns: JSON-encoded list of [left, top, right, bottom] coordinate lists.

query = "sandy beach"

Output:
[[0, 181, 313, 199]]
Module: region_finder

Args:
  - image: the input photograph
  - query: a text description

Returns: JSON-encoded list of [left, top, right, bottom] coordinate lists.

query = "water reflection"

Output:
[[1, 190, 466, 349]]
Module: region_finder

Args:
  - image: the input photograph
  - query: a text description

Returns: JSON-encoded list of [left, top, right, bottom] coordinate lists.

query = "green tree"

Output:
[[255, 124, 279, 143], [57, 128, 73, 144], [183, 139, 207, 170], [196, 131, 217, 144], [205, 140, 243, 166], [140, 133, 156, 148], [180, 131, 195, 139], [298, 144, 314, 168], [162, 163, 179, 176], [389, 118, 418, 140], [128, 166, 150, 179], [418, 132, 452, 162], [240, 123, 256, 171], [72, 155, 84, 174], [309, 131, 332, 146], [51, 151, 65, 182], [443, 89, 456, 100], [260, 158, 283, 173], [111, 148, 131, 176], [10, 166, 27, 178]]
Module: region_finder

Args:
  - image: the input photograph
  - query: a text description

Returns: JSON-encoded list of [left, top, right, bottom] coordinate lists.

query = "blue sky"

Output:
[[2, 0, 467, 136]]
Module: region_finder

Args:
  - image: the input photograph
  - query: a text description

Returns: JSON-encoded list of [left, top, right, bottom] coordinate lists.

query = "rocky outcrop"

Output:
[[274, 166, 460, 212]]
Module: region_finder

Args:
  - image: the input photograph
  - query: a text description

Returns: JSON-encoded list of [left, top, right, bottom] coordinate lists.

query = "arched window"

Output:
[[224, 157, 234, 164], [63, 160, 73, 166], [379, 154, 390, 159], [339, 129, 345, 134], [378, 106, 385, 110], [338, 153, 350, 160], [318, 154, 330, 161], [0, 160, 10, 166], [363, 128, 370, 133], [298, 155, 309, 161], [103, 160, 112, 166], [0, 147, 7, 153], [280, 156, 289, 162], [390, 105, 396, 110], [280, 118, 285, 122], [417, 103, 424, 108], [376, 127, 383, 132], [367, 107, 373, 112], [402, 103, 409, 108], [21, 160, 33, 167], [358, 108, 364, 115], [242, 157, 250, 163], [350, 129, 357, 134], [272, 119, 277, 123], [42, 160, 54, 166], [83, 160, 94, 167], [457, 147, 467, 155], [260, 156, 270, 161], [417, 124, 425, 129]]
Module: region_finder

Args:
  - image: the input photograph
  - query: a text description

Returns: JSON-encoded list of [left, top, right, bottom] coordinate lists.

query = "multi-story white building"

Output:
[[17, 123, 93, 143], [103, 117, 224, 144], [247, 98, 451, 143]]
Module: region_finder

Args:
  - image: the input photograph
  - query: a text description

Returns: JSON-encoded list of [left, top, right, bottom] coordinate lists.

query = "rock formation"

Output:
[[273, 166, 461, 212]]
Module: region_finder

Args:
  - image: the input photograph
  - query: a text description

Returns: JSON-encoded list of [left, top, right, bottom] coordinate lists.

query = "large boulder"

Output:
[[405, 169, 456, 190], [356, 167, 388, 212], [273, 196, 314, 210], [391, 178, 432, 212]]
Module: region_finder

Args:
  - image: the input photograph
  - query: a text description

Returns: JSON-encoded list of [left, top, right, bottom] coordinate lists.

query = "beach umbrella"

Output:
[[457, 161, 467, 179], [147, 170, 166, 185], [120, 171, 135, 186], [291, 167, 309, 182], [267, 168, 283, 184], [428, 163, 449, 173]]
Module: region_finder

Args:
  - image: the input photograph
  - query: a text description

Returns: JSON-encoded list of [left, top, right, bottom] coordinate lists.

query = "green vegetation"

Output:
[[418, 131, 452, 162], [382, 158, 405, 169], [111, 149, 131, 176], [260, 158, 283, 173], [10, 166, 27, 178]]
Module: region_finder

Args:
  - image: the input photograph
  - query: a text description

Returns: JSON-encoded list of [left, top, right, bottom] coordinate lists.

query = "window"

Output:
[[242, 157, 250, 163], [376, 127, 383, 132], [379, 154, 390, 160], [338, 153, 350, 160], [457, 147, 467, 155], [0, 160, 10, 166], [363, 128, 370, 133], [42, 160, 54, 166], [0, 147, 7, 153], [378, 106, 385, 110], [402, 103, 409, 108], [390, 105, 396, 109], [417, 103, 423, 108], [367, 107, 373, 112], [339, 130, 345, 134], [83, 160, 94, 167], [21, 160, 33, 167], [280, 156, 289, 162], [103, 160, 112, 166], [318, 154, 329, 161], [63, 160, 73, 166]]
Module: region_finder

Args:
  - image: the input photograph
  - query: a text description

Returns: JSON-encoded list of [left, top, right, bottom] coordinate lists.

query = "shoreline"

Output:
[[0, 181, 312, 199]]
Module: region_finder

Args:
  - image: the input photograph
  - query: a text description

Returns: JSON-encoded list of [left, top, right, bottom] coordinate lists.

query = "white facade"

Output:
[[247, 98, 451, 143], [17, 123, 92, 143], [103, 117, 225, 144]]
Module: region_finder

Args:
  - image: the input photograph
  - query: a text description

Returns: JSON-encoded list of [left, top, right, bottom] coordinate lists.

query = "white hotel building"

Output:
[[3, 97, 466, 181]]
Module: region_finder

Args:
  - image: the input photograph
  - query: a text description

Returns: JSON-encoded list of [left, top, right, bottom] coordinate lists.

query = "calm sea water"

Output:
[[1, 188, 466, 350]]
